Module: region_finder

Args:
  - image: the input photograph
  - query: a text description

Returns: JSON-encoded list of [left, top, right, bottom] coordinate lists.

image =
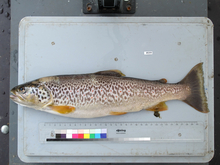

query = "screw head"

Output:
[[126, 5, 131, 11], [1, 125, 9, 134], [87, 5, 92, 11]]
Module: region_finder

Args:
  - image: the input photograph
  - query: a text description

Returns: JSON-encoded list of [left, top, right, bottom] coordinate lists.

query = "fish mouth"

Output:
[[10, 91, 17, 100], [10, 93, 17, 99], [10, 92, 24, 101]]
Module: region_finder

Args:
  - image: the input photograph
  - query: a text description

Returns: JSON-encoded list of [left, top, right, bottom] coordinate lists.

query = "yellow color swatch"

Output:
[[84, 134, 90, 139]]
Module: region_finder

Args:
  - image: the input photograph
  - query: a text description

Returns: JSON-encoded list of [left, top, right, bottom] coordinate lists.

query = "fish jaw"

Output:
[[10, 91, 32, 108], [10, 90, 44, 110], [10, 91, 24, 104], [10, 92, 17, 100]]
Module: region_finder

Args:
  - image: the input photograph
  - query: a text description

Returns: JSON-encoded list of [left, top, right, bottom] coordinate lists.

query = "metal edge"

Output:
[[17, 16, 213, 24], [17, 16, 26, 163]]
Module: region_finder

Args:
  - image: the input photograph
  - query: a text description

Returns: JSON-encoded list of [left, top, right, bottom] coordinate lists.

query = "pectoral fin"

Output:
[[110, 111, 127, 115], [49, 105, 76, 114], [146, 102, 168, 111], [95, 70, 125, 77]]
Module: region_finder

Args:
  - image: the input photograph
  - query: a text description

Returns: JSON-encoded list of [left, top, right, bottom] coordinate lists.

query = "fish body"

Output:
[[10, 63, 209, 118]]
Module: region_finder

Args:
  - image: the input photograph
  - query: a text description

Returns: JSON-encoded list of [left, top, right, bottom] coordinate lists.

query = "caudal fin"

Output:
[[179, 63, 209, 113]]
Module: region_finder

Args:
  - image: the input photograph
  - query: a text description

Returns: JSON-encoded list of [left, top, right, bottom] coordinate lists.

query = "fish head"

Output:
[[10, 81, 52, 109]]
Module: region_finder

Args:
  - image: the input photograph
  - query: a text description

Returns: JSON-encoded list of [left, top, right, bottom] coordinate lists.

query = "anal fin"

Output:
[[146, 102, 168, 111], [95, 70, 125, 77], [49, 105, 76, 114], [110, 111, 127, 115]]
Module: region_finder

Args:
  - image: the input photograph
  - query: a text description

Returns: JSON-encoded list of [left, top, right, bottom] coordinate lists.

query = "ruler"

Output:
[[39, 121, 204, 143]]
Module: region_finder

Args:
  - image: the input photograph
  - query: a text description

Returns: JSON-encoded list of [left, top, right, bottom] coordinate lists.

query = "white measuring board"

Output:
[[17, 17, 214, 163]]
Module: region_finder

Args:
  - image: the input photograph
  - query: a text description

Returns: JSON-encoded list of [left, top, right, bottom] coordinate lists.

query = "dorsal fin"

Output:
[[94, 70, 125, 77]]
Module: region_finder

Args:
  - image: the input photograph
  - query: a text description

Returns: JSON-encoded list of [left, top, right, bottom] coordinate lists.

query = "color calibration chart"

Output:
[[40, 122, 204, 143], [52, 129, 107, 141]]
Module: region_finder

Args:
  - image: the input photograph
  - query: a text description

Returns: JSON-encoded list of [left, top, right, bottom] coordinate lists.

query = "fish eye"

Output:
[[19, 87, 24, 91]]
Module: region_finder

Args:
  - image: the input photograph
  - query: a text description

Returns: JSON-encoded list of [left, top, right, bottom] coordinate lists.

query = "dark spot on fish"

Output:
[[98, 91, 101, 95]]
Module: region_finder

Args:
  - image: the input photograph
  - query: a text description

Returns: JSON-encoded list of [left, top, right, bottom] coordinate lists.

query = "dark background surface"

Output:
[[0, 0, 219, 164], [0, 0, 10, 165]]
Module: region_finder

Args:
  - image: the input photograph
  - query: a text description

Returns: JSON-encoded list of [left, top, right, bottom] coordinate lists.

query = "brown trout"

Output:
[[10, 63, 209, 118]]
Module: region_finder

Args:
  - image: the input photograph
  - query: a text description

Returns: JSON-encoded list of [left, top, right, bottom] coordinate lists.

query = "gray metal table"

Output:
[[10, 0, 209, 164]]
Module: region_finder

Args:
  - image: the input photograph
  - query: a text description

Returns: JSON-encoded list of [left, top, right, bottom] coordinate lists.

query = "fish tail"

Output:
[[179, 63, 209, 113]]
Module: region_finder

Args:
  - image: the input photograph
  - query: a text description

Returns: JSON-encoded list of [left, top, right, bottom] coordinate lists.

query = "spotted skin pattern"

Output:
[[43, 75, 190, 110], [30, 86, 51, 104]]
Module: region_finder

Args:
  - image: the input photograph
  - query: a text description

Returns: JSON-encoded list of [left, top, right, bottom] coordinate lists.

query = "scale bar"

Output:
[[47, 137, 151, 142]]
